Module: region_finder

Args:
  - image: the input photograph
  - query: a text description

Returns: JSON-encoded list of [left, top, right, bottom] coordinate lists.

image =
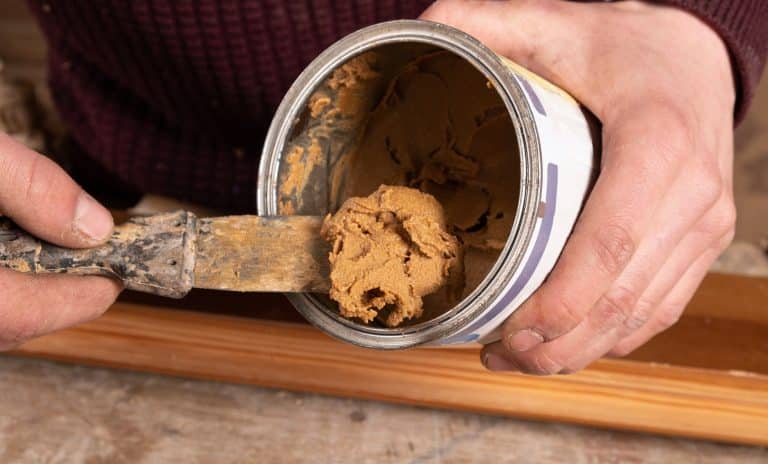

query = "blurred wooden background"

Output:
[[734, 76, 768, 248]]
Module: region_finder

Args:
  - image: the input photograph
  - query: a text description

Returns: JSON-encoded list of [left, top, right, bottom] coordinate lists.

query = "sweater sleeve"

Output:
[[647, 0, 768, 122]]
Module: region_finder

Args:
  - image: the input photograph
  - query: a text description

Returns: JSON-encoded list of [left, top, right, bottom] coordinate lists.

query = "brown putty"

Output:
[[320, 185, 464, 327]]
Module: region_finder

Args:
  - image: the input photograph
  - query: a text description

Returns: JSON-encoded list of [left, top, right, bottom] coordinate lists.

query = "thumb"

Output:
[[0, 132, 114, 248], [420, 0, 597, 106]]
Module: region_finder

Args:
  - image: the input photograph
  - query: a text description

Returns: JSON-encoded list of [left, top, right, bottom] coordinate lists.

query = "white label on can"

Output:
[[438, 60, 595, 345]]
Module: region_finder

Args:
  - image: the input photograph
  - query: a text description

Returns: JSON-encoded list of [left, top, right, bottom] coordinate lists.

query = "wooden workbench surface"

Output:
[[2, 356, 767, 464]]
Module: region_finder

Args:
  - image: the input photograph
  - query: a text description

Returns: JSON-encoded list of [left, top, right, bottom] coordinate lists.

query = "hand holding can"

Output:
[[422, 0, 737, 374]]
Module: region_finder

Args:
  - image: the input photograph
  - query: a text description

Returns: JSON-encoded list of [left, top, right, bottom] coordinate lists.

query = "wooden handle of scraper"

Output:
[[0, 211, 197, 298], [0, 211, 331, 298]]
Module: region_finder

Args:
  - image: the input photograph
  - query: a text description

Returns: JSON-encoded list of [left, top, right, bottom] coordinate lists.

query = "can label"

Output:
[[439, 58, 596, 345]]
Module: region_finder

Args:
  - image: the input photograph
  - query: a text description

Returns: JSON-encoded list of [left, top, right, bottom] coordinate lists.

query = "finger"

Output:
[[609, 221, 735, 357], [0, 132, 113, 248], [482, 248, 716, 373], [0, 268, 121, 350], [483, 320, 616, 374], [498, 106, 689, 353], [607, 249, 720, 358], [483, 200, 734, 374], [502, 134, 721, 348]]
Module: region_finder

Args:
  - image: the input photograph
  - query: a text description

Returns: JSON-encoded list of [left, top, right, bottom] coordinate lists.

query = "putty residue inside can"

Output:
[[277, 44, 520, 327]]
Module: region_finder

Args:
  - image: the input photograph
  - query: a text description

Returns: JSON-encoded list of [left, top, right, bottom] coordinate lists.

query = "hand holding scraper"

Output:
[[0, 211, 330, 297]]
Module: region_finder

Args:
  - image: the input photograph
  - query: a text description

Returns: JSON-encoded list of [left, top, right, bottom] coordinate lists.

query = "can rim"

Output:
[[257, 20, 542, 349]]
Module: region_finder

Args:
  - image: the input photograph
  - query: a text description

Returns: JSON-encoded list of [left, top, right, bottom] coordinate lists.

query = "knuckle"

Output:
[[624, 297, 655, 332], [692, 167, 723, 208], [592, 223, 636, 275], [700, 200, 737, 240], [594, 285, 640, 329], [718, 201, 737, 236], [539, 292, 585, 333], [717, 227, 737, 251]]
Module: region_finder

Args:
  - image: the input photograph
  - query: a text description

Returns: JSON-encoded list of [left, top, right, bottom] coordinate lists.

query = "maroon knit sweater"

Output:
[[27, 1, 768, 212]]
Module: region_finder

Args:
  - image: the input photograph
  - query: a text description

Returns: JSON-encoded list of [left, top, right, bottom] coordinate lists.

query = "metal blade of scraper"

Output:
[[0, 210, 330, 298]]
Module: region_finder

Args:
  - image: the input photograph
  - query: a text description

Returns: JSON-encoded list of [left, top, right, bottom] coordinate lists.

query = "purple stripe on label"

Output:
[[518, 74, 547, 116], [441, 163, 558, 344]]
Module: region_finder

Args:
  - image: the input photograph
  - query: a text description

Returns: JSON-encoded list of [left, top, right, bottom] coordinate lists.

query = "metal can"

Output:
[[257, 20, 597, 348]]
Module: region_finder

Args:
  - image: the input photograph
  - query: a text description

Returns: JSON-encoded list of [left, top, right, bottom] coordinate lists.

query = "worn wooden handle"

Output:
[[0, 211, 197, 298]]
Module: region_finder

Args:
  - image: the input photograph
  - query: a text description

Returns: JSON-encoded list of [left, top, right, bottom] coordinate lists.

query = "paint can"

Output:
[[257, 20, 597, 348]]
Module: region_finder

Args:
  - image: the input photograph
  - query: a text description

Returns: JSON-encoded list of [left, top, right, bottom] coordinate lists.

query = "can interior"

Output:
[[275, 42, 521, 331]]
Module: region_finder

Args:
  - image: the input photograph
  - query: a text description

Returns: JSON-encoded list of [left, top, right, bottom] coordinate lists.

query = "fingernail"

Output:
[[505, 329, 544, 352], [73, 192, 113, 242], [482, 353, 519, 372]]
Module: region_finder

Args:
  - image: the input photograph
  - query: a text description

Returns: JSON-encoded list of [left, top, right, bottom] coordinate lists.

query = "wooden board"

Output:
[[11, 273, 768, 447], [629, 272, 768, 374]]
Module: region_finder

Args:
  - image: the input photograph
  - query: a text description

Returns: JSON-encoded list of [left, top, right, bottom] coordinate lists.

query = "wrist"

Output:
[[617, 1, 735, 111], [623, 0, 740, 116]]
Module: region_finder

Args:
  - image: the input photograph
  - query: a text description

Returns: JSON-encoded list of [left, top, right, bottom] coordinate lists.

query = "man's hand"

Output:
[[0, 132, 122, 350], [422, 0, 737, 374]]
